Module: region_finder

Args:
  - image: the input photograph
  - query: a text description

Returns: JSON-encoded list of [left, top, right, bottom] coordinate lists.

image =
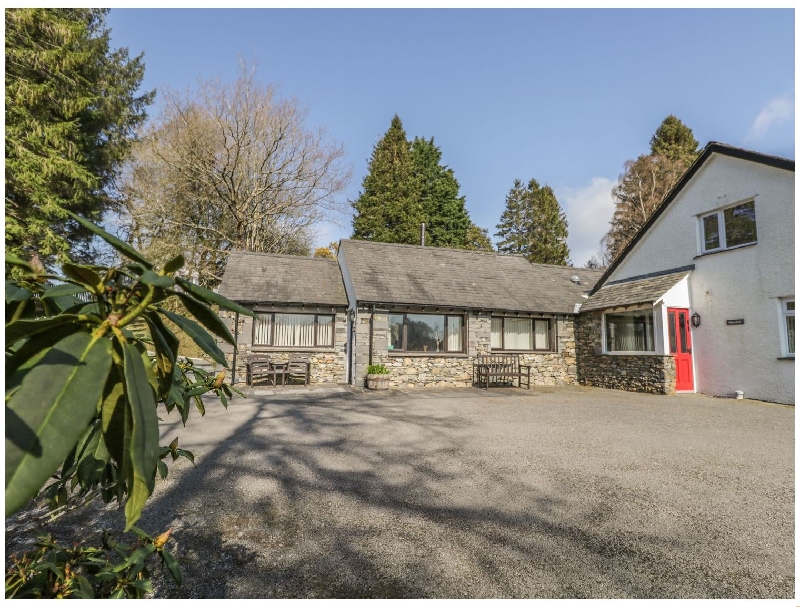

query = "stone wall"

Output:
[[219, 306, 348, 385], [575, 311, 676, 395], [354, 308, 578, 388]]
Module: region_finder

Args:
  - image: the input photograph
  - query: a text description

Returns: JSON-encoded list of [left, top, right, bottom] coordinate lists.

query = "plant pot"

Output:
[[366, 374, 390, 390]]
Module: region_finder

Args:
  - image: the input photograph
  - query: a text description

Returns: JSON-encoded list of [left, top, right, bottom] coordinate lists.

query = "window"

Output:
[[700, 200, 757, 253], [491, 317, 552, 351], [253, 313, 334, 347], [604, 309, 655, 353], [388, 313, 464, 353], [781, 299, 794, 357]]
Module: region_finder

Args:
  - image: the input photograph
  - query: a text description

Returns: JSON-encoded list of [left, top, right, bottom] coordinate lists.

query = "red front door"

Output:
[[668, 308, 694, 392]]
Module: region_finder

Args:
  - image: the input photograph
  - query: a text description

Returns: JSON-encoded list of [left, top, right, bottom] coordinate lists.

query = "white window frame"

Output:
[[602, 307, 657, 355], [490, 316, 553, 352], [779, 298, 794, 358], [698, 199, 758, 254]]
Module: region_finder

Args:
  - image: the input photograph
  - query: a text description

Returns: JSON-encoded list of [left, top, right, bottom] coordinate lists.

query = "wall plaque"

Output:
[[726, 319, 745, 325]]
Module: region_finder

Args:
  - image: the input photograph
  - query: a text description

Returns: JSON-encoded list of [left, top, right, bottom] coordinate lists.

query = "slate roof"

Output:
[[339, 240, 603, 314], [581, 267, 692, 312], [217, 251, 347, 306]]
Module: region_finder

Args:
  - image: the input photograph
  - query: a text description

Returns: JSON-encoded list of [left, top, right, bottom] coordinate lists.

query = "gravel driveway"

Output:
[[17, 385, 795, 598]]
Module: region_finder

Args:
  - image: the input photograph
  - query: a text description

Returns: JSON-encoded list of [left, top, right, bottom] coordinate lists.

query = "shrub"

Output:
[[367, 364, 389, 375]]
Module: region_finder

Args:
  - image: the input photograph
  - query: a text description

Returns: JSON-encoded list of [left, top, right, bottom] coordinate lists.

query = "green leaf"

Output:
[[163, 255, 185, 274], [5, 255, 34, 271], [6, 315, 83, 346], [158, 308, 227, 366], [41, 283, 90, 299], [5, 332, 112, 516], [61, 262, 102, 293], [177, 292, 235, 346], [64, 211, 154, 269], [157, 459, 168, 480], [5, 282, 32, 302], [139, 269, 174, 289], [120, 340, 161, 530], [143, 313, 179, 397], [161, 549, 183, 586], [175, 277, 254, 316]]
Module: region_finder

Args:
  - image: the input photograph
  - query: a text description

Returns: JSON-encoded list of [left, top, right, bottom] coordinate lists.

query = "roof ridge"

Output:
[[229, 250, 338, 262], [340, 239, 526, 259]]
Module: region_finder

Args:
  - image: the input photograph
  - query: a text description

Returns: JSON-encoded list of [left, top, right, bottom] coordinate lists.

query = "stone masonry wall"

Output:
[[575, 311, 676, 395], [219, 307, 347, 385], [354, 308, 578, 388]]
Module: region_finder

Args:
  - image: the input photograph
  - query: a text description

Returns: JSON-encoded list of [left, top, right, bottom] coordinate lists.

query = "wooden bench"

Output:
[[474, 354, 530, 390]]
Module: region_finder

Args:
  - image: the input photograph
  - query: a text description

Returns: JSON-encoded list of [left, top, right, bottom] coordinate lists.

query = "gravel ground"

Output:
[[8, 385, 794, 598]]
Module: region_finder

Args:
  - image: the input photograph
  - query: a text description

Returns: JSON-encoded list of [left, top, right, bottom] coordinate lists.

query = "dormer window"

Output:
[[700, 200, 757, 253]]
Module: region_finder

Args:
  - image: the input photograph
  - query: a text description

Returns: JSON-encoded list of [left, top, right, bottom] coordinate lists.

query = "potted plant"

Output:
[[366, 364, 390, 390]]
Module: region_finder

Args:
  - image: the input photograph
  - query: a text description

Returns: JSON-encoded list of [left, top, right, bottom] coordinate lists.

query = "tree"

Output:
[[495, 179, 570, 265], [604, 115, 700, 262], [120, 62, 350, 289], [5, 216, 249, 597], [411, 136, 471, 248], [5, 8, 153, 265], [650, 114, 699, 165], [605, 153, 686, 261], [313, 247, 335, 259], [462, 224, 495, 252], [351, 115, 423, 244]]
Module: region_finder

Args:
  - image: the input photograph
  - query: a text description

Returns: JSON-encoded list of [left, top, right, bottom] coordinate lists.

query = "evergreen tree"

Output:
[[5, 8, 153, 264], [650, 114, 700, 165], [495, 179, 570, 265], [352, 115, 423, 244], [604, 115, 700, 262], [462, 224, 494, 252], [411, 136, 471, 248]]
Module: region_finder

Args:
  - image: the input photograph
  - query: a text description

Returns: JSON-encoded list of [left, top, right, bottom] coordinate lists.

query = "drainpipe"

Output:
[[368, 304, 375, 369], [231, 311, 240, 385], [420, 223, 425, 247]]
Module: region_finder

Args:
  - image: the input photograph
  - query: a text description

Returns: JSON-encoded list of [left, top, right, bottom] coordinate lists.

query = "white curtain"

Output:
[[504, 318, 533, 350], [254, 314, 271, 345], [274, 314, 314, 346], [606, 311, 654, 352], [447, 316, 462, 351], [491, 317, 503, 349], [318, 315, 334, 347], [534, 319, 549, 350]]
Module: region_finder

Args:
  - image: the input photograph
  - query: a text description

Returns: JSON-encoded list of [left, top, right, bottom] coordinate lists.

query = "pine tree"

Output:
[[5, 8, 153, 264], [604, 115, 700, 261], [351, 115, 423, 244], [495, 179, 570, 265], [462, 224, 494, 252], [650, 114, 700, 165], [411, 136, 471, 248]]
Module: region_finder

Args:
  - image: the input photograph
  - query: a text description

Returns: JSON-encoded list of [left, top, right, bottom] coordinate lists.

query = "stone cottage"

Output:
[[216, 251, 349, 385], [337, 239, 601, 387]]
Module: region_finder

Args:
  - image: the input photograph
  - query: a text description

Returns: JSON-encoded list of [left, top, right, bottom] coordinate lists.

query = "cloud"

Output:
[[556, 177, 616, 268], [745, 94, 794, 143]]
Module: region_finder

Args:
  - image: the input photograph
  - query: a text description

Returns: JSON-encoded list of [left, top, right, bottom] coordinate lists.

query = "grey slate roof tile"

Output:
[[217, 251, 348, 306], [581, 270, 690, 312], [339, 239, 603, 314]]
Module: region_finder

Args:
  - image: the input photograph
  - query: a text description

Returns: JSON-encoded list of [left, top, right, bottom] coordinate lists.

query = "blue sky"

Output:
[[107, 8, 795, 266]]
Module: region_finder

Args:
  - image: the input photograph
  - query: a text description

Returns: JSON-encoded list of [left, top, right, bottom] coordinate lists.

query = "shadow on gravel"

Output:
[[8, 388, 793, 599]]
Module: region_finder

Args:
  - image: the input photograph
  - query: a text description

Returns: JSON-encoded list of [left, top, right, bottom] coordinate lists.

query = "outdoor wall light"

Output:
[[691, 312, 701, 328]]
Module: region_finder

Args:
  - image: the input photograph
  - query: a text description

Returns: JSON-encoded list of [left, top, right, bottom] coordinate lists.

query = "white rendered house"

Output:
[[578, 143, 794, 404]]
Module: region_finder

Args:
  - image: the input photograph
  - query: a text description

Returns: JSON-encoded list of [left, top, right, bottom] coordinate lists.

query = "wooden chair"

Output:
[[285, 356, 311, 386], [246, 354, 272, 386]]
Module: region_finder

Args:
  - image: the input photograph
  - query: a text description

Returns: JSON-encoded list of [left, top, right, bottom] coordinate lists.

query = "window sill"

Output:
[[694, 242, 757, 259], [491, 350, 556, 354], [777, 356, 795, 361], [252, 346, 336, 353], [388, 351, 468, 358], [602, 351, 661, 356]]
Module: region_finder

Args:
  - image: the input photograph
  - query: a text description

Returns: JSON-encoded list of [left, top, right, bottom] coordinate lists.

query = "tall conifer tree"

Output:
[[410, 136, 471, 248], [352, 115, 422, 244], [495, 178, 570, 265]]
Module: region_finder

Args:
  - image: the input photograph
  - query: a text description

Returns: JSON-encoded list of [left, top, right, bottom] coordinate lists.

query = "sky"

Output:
[[106, 8, 795, 266]]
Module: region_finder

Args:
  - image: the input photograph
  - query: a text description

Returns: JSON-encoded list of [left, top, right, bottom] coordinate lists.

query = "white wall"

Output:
[[609, 154, 794, 404]]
